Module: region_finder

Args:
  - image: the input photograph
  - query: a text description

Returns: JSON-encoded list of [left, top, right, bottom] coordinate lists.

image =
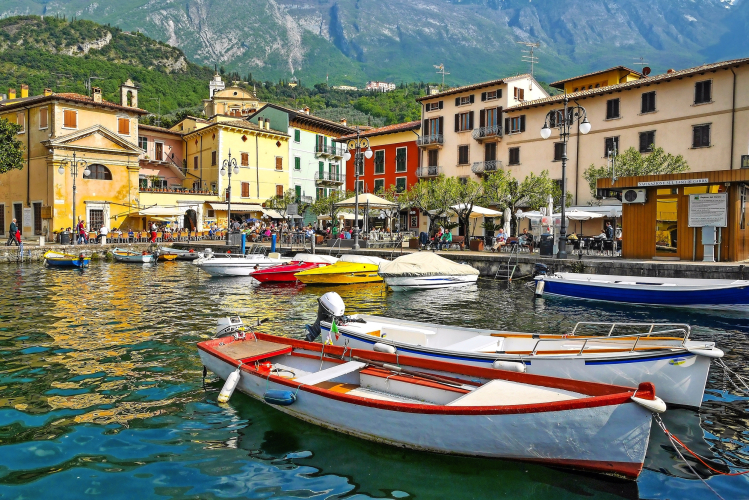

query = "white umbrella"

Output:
[[546, 196, 554, 234], [551, 210, 605, 235], [517, 210, 543, 220], [503, 207, 511, 236]]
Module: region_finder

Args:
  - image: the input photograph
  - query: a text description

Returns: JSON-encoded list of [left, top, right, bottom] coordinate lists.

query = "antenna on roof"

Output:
[[434, 64, 449, 90], [517, 41, 540, 89], [632, 57, 648, 70], [85, 75, 104, 96]]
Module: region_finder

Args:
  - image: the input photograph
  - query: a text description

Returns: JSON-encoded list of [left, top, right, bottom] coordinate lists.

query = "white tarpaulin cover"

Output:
[[340, 254, 387, 265], [378, 252, 479, 278]]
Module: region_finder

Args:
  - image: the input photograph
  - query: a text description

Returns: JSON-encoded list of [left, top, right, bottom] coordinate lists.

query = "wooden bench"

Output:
[[450, 235, 465, 250]]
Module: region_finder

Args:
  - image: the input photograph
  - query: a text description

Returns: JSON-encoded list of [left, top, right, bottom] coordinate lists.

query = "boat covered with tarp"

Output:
[[378, 252, 479, 290]]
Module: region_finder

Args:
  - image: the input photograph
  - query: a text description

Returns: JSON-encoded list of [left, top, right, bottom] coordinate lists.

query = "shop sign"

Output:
[[638, 178, 708, 187], [688, 193, 727, 228]]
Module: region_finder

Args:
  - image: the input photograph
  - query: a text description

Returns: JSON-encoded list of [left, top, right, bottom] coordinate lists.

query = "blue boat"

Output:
[[534, 272, 749, 311], [43, 250, 90, 268]]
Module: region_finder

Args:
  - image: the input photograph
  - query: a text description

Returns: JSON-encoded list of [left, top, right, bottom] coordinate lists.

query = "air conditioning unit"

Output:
[[622, 188, 647, 204]]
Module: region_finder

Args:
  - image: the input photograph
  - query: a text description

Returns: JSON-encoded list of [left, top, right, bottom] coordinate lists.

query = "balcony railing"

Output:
[[314, 171, 345, 185], [471, 160, 502, 175], [416, 134, 444, 147], [140, 187, 218, 195], [416, 165, 443, 177], [298, 195, 314, 204], [315, 144, 345, 157], [472, 125, 502, 141]]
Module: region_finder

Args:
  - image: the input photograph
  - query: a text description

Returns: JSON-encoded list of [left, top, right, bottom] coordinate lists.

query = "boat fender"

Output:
[[217, 367, 241, 403], [373, 343, 397, 354], [534, 279, 545, 297], [264, 389, 297, 406], [492, 360, 526, 373], [687, 347, 724, 359], [382, 363, 402, 372], [630, 382, 666, 413]]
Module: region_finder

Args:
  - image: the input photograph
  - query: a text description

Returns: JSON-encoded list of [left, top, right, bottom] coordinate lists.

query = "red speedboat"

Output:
[[251, 253, 338, 283]]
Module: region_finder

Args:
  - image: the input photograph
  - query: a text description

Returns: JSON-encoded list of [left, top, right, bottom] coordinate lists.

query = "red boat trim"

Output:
[[523, 457, 643, 479], [361, 366, 470, 394]]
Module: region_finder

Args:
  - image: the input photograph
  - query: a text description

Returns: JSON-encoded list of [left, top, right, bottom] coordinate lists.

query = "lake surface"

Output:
[[0, 261, 748, 499]]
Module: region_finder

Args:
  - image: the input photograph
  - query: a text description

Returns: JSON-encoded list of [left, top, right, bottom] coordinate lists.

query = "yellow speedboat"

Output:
[[294, 254, 387, 285]]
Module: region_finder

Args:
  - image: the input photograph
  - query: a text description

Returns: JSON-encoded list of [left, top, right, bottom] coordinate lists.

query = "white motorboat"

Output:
[[198, 318, 662, 479], [112, 248, 154, 263], [378, 252, 479, 290], [195, 251, 290, 277], [310, 293, 723, 408]]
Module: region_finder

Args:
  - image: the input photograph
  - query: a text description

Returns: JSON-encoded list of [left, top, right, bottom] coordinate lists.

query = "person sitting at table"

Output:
[[595, 229, 606, 239], [344, 230, 351, 239], [491, 229, 506, 252], [128, 228, 135, 242], [439, 230, 453, 250]]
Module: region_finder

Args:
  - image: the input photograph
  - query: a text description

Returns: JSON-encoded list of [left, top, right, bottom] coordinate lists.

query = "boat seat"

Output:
[[380, 326, 436, 346], [443, 335, 503, 353], [447, 379, 585, 407], [294, 361, 367, 386]]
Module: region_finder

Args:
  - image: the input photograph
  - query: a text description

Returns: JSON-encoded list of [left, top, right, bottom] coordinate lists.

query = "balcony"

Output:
[[315, 144, 345, 158], [417, 134, 444, 148], [416, 165, 443, 178], [472, 125, 502, 143], [140, 187, 218, 196], [471, 160, 502, 176], [298, 195, 314, 204], [314, 171, 345, 187]]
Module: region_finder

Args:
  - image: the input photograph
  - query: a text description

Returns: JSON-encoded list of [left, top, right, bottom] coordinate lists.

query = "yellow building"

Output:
[[0, 82, 147, 240], [549, 66, 644, 94], [203, 73, 262, 118]]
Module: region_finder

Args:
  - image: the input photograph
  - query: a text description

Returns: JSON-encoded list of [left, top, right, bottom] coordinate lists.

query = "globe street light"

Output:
[[539, 94, 591, 259], [57, 151, 90, 244], [220, 150, 240, 245], [343, 128, 373, 250]]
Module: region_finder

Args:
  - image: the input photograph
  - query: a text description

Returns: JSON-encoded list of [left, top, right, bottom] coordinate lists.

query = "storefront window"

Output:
[[656, 197, 678, 254]]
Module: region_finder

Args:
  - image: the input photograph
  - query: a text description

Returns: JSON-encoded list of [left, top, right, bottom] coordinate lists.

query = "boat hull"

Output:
[[112, 252, 153, 263], [44, 251, 90, 268], [196, 257, 288, 277], [326, 323, 712, 408], [198, 345, 651, 478], [384, 274, 479, 290], [295, 262, 383, 285], [251, 262, 323, 282]]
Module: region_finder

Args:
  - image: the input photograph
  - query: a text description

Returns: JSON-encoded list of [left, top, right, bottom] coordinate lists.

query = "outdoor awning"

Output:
[[262, 209, 284, 219], [335, 193, 396, 209], [137, 206, 185, 216], [317, 212, 356, 221], [450, 204, 502, 219], [208, 203, 264, 213]]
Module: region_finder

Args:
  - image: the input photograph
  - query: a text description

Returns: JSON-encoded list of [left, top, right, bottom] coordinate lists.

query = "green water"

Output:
[[0, 262, 748, 499]]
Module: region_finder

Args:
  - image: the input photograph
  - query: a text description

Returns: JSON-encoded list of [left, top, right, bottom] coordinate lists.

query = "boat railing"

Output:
[[570, 321, 691, 339]]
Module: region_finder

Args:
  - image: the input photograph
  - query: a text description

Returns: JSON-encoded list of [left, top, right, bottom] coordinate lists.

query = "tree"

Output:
[[265, 189, 297, 224], [0, 118, 24, 174], [583, 146, 689, 200], [403, 176, 458, 235], [309, 190, 354, 227], [482, 170, 559, 236], [451, 177, 484, 238]]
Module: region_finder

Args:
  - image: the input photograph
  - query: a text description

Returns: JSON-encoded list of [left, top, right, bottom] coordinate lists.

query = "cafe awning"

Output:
[[335, 193, 396, 209], [207, 203, 264, 213], [137, 206, 185, 216]]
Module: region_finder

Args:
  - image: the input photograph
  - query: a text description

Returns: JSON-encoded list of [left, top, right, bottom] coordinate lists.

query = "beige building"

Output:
[[415, 75, 548, 183], [203, 73, 261, 118]]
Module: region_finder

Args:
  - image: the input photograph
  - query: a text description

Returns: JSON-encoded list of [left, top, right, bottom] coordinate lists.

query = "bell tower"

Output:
[[120, 79, 138, 108]]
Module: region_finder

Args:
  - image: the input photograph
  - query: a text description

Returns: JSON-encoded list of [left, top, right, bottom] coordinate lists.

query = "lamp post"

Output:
[[57, 152, 90, 244], [342, 128, 373, 250], [220, 150, 240, 245], [540, 94, 591, 259]]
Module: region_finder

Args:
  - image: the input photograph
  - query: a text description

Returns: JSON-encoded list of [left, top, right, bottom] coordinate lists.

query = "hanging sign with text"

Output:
[[688, 193, 727, 228]]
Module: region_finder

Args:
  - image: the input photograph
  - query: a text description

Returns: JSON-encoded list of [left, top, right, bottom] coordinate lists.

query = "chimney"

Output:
[[340, 118, 347, 126], [20, 84, 28, 98], [303, 106, 310, 115], [666, 69, 675, 74], [92, 87, 102, 103], [43, 88, 53, 96], [8, 88, 16, 100], [265, 120, 270, 130]]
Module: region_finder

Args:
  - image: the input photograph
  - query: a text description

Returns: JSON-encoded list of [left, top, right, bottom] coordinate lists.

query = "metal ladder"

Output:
[[494, 244, 519, 281]]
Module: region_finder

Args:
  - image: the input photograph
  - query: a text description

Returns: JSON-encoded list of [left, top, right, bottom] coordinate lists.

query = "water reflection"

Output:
[[0, 262, 747, 499]]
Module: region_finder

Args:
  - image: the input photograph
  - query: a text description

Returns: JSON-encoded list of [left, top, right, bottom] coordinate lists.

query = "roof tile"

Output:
[[337, 120, 421, 141]]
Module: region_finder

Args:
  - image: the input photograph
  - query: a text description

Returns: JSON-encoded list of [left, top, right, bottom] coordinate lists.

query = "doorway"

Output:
[[655, 189, 678, 256]]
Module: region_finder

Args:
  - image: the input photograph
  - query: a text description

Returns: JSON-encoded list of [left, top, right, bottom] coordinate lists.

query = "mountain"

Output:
[[1, 0, 748, 86]]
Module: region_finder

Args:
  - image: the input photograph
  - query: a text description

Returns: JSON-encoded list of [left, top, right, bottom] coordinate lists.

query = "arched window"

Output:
[[85, 164, 113, 180]]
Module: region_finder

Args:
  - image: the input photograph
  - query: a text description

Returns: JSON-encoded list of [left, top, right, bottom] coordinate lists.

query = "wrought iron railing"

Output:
[[416, 134, 444, 146], [471, 160, 502, 175], [314, 171, 345, 184], [472, 125, 502, 140], [315, 144, 345, 157], [416, 165, 442, 177]]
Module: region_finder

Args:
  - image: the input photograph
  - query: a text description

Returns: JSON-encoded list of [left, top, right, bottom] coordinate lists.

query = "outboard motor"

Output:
[[533, 263, 548, 277], [216, 316, 244, 337], [305, 292, 345, 342]]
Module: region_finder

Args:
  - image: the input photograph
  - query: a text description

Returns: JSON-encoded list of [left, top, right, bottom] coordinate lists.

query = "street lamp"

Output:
[[343, 128, 373, 250], [220, 150, 240, 245], [57, 151, 90, 244], [539, 94, 591, 259]]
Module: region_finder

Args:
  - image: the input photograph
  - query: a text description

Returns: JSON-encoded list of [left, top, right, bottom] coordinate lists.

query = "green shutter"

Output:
[[295, 185, 302, 199], [294, 129, 300, 142], [319, 161, 324, 177], [295, 157, 301, 170]]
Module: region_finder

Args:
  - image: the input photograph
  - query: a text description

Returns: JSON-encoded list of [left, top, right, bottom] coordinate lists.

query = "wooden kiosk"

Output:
[[598, 170, 749, 262]]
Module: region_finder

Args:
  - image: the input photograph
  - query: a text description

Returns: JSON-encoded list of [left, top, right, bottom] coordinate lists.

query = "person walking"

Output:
[[605, 222, 614, 240], [150, 222, 157, 243], [6, 218, 18, 246]]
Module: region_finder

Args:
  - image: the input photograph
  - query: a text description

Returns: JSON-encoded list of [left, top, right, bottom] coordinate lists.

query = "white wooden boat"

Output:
[[195, 252, 290, 277], [198, 327, 662, 478], [378, 252, 479, 290], [312, 294, 722, 409], [535, 272, 749, 311], [112, 248, 154, 263]]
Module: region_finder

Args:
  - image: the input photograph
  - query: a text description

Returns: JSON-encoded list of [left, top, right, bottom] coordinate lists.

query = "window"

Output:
[[505, 115, 525, 134], [139, 177, 148, 189], [16, 112, 24, 133], [211, 151, 217, 165], [154, 142, 163, 161], [485, 142, 497, 162], [294, 129, 301, 142], [509, 147, 520, 165], [374, 150, 385, 174], [207, 209, 215, 218], [395, 147, 407, 172], [84, 164, 112, 180], [193, 156, 198, 170], [425, 117, 443, 137], [455, 111, 473, 132], [276, 185, 284, 197], [427, 149, 439, 167], [63, 109, 77, 129], [606, 98, 620, 119], [295, 185, 302, 200], [458, 177, 468, 185], [241, 182, 250, 197], [692, 124, 711, 148], [395, 177, 407, 193], [275, 157, 283, 170], [426, 101, 443, 112], [241, 153, 249, 166], [513, 87, 525, 101], [138, 136, 147, 150], [357, 180, 364, 193], [641, 92, 656, 113], [118, 117, 130, 135], [639, 131, 656, 152], [604, 137, 620, 157], [374, 179, 385, 193], [481, 90, 500, 101], [455, 95, 474, 106], [211, 182, 217, 193], [458, 145, 469, 165], [548, 109, 567, 128], [13, 203, 22, 230], [39, 108, 48, 129], [294, 156, 301, 170], [481, 107, 500, 128], [553, 142, 564, 161], [695, 80, 712, 104], [32, 202, 41, 234], [89, 209, 104, 231]]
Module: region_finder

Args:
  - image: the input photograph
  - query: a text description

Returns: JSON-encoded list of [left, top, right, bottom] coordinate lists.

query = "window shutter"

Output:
[[505, 117, 510, 134], [469, 94, 475, 104], [455, 113, 460, 132], [438, 100, 443, 110], [468, 111, 474, 129], [513, 88, 518, 99], [276, 157, 283, 170], [481, 92, 486, 102], [479, 109, 486, 128], [520, 115, 526, 132], [423, 120, 428, 135], [518, 88, 524, 100], [641, 94, 647, 114], [705, 80, 712, 101], [455, 97, 460, 106], [639, 133, 647, 152], [438, 116, 444, 135], [614, 99, 620, 117], [497, 107, 503, 132]]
